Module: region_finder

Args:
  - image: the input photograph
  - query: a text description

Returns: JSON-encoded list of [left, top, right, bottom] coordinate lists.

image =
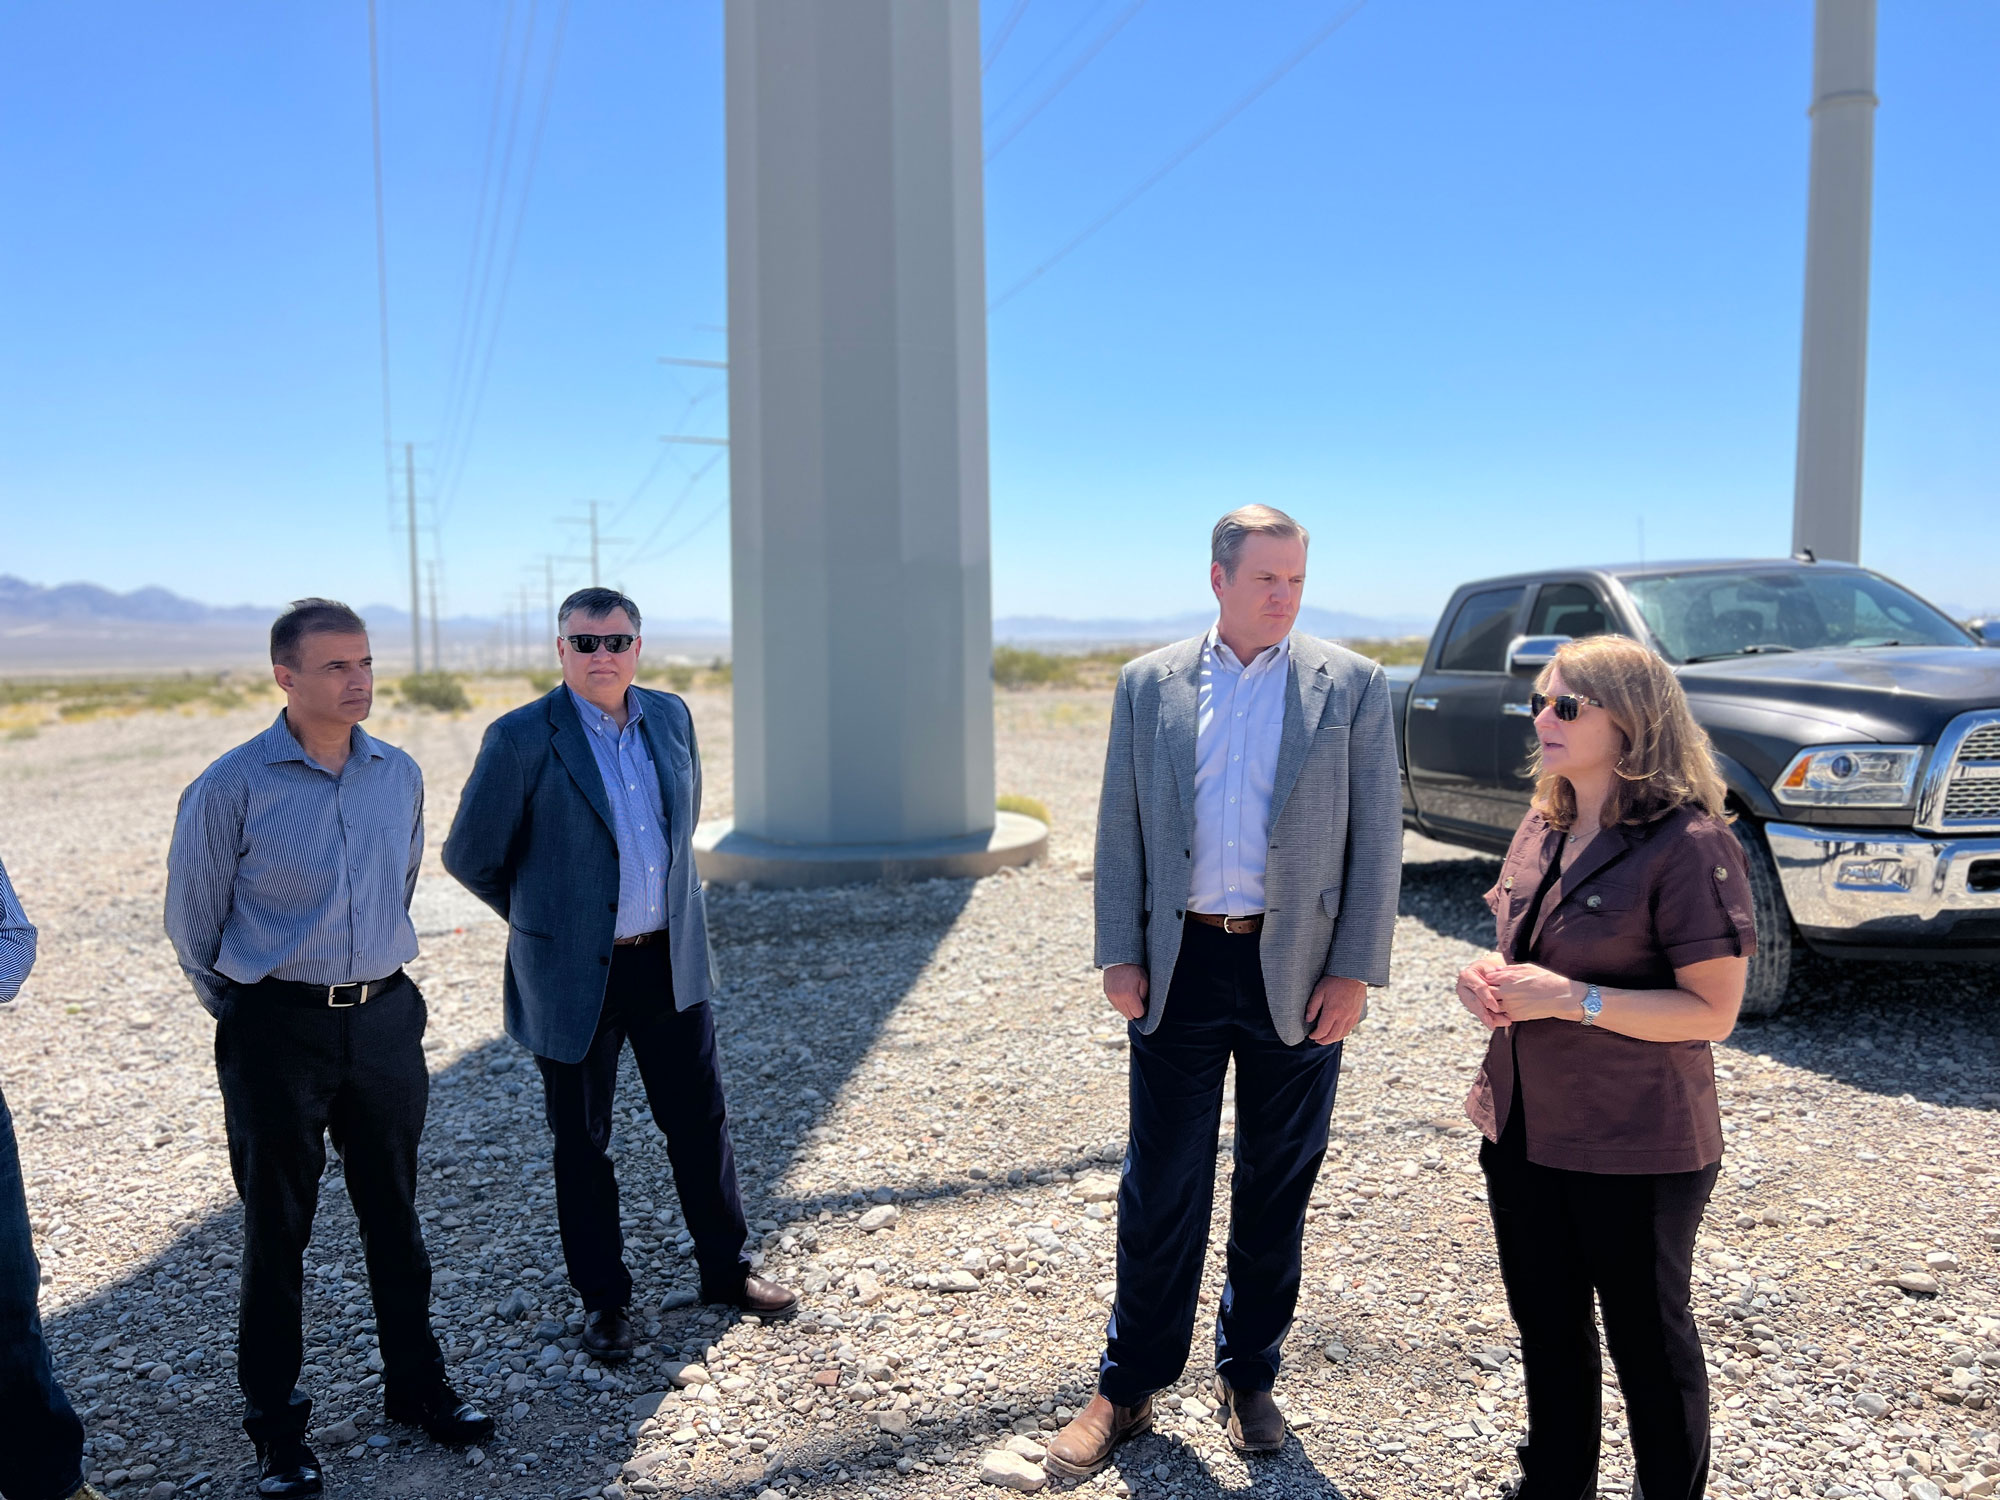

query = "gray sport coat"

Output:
[[442, 686, 718, 1064], [1093, 631, 1402, 1044]]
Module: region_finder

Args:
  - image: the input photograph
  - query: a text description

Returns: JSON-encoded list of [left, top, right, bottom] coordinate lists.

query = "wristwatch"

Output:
[[1579, 984, 1603, 1026]]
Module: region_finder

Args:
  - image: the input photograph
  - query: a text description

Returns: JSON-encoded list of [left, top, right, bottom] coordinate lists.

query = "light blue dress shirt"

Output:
[[1188, 627, 1291, 917], [164, 712, 423, 1013], [0, 851, 36, 1006], [566, 687, 671, 940]]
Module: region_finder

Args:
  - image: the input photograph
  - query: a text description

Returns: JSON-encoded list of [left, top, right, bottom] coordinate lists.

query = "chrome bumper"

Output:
[[1765, 822, 2000, 941]]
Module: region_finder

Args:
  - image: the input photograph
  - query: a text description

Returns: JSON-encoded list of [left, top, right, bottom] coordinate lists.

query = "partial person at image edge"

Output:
[[441, 585, 798, 1368], [1046, 504, 1404, 1477], [0, 851, 108, 1500], [163, 598, 493, 1499], [1457, 633, 1756, 1500]]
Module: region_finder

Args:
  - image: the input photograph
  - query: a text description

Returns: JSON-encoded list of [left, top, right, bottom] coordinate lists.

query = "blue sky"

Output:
[[2, 0, 1995, 630]]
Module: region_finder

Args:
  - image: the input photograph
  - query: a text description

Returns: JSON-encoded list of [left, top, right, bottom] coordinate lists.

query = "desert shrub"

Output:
[[1339, 636, 1428, 666], [992, 647, 1077, 688], [400, 673, 472, 713], [707, 657, 732, 685], [997, 793, 1051, 825], [527, 670, 560, 693], [656, 665, 697, 693]]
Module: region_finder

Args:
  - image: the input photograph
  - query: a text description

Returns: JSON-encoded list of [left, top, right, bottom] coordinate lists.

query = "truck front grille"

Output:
[[1923, 714, 2000, 833]]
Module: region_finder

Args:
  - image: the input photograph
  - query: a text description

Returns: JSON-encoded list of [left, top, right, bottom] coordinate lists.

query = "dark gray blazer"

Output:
[[1093, 632, 1403, 1045], [443, 686, 718, 1064]]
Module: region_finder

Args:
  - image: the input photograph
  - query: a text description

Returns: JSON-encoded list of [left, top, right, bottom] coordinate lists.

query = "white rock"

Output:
[[859, 1204, 900, 1233], [664, 1362, 711, 1388], [978, 1449, 1048, 1492], [1004, 1434, 1047, 1462]]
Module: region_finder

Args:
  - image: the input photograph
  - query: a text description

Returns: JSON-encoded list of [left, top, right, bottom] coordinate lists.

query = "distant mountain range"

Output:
[[995, 606, 1435, 645], [0, 574, 1432, 674]]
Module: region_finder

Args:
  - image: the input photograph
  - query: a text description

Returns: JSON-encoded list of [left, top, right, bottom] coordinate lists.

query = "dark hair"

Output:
[[558, 587, 642, 633], [270, 599, 368, 668]]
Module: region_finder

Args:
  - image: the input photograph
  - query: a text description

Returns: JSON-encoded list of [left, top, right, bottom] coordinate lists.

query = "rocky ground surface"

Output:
[[0, 683, 1995, 1500]]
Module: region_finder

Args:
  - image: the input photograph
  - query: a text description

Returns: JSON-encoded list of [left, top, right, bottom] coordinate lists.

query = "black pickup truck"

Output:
[[1384, 559, 2000, 1014]]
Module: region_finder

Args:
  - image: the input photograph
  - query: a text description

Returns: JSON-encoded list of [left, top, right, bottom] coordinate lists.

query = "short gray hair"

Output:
[[1211, 505, 1310, 580], [558, 587, 642, 633]]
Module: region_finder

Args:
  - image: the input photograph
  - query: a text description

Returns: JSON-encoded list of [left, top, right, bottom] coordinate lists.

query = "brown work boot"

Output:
[[1213, 1372, 1286, 1453], [1043, 1392, 1154, 1479]]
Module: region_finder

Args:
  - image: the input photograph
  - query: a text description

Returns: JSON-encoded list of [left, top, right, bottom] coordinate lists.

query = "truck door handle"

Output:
[[1501, 702, 1535, 717], [1411, 697, 1440, 712]]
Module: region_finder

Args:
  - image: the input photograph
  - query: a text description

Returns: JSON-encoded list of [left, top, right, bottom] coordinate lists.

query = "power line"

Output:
[[984, 0, 1112, 128], [983, 0, 1034, 73], [984, 0, 1149, 163], [989, 0, 1371, 313], [621, 449, 726, 566], [436, 0, 574, 527], [431, 0, 524, 497], [364, 0, 395, 504]]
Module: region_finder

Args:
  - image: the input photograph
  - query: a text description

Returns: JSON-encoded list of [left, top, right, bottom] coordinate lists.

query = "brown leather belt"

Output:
[[613, 929, 669, 948], [1186, 911, 1263, 934]]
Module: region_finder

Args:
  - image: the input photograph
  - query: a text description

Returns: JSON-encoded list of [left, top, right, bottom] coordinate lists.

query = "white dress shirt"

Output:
[[1188, 626, 1290, 917]]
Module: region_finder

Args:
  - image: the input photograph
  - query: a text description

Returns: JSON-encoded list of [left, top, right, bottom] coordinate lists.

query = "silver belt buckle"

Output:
[[1223, 915, 1253, 935], [326, 981, 369, 1009]]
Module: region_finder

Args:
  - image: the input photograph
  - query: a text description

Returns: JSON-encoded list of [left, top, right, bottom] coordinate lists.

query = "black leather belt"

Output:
[[613, 929, 669, 949], [1186, 911, 1264, 934], [252, 970, 406, 1008]]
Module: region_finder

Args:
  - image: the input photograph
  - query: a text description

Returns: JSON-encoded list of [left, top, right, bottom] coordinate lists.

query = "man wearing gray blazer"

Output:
[[1047, 506, 1402, 1478], [443, 588, 796, 1361]]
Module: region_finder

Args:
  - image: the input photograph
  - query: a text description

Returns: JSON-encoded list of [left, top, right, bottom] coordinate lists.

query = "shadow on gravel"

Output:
[[1398, 852, 1499, 947], [31, 877, 981, 1495], [1728, 948, 2000, 1111]]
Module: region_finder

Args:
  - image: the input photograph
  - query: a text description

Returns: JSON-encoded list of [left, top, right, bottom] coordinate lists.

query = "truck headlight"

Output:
[[1772, 745, 1923, 807]]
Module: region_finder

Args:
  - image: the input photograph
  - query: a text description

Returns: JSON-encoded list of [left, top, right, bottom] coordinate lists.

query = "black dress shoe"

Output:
[[579, 1306, 635, 1362], [384, 1382, 497, 1446], [254, 1438, 323, 1498]]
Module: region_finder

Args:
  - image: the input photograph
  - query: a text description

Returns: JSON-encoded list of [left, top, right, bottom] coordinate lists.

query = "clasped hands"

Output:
[[1102, 964, 1364, 1045], [1455, 955, 1579, 1030]]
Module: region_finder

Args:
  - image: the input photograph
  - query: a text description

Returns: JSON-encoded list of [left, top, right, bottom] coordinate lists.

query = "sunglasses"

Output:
[[1530, 692, 1605, 721], [563, 634, 636, 655]]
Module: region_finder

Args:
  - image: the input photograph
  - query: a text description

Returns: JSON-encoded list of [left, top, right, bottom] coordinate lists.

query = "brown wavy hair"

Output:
[[1530, 635, 1731, 831]]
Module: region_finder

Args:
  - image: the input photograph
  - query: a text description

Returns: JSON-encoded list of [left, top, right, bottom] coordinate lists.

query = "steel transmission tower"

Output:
[[698, 0, 1044, 886], [1792, 0, 1877, 563]]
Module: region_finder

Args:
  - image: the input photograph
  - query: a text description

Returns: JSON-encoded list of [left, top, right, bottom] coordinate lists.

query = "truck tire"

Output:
[[1733, 819, 1794, 1017]]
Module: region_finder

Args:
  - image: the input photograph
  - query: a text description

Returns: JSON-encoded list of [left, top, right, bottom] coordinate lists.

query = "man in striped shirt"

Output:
[[0, 852, 107, 1500], [165, 600, 490, 1497]]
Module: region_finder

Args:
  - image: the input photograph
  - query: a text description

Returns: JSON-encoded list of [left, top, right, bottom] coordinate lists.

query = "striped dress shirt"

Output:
[[0, 849, 36, 1006], [567, 686, 671, 940], [164, 712, 423, 1014], [1188, 626, 1291, 917]]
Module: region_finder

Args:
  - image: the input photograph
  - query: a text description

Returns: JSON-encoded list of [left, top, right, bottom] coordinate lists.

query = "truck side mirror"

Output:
[[1970, 618, 2000, 647], [1506, 634, 1571, 673]]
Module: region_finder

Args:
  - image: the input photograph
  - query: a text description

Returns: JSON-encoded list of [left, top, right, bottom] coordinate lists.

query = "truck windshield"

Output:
[[1623, 568, 1970, 663]]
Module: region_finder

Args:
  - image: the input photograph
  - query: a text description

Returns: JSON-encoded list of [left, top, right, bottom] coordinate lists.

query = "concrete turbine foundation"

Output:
[[697, 0, 1046, 888]]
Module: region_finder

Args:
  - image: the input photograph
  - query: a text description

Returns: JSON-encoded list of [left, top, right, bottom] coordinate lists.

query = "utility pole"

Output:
[[1792, 0, 1877, 563], [426, 561, 442, 670], [561, 501, 631, 589], [544, 556, 558, 642], [404, 442, 423, 673]]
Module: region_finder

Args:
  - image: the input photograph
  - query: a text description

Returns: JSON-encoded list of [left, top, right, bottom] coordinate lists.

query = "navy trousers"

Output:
[[1098, 919, 1344, 1405], [534, 940, 750, 1311], [0, 1084, 84, 1500]]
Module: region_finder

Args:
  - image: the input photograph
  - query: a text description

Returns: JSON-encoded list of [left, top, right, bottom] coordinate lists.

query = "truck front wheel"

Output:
[[1733, 818, 1795, 1017]]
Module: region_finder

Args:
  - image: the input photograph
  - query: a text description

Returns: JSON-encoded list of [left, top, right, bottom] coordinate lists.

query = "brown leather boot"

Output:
[[1043, 1393, 1154, 1479], [1213, 1373, 1286, 1453]]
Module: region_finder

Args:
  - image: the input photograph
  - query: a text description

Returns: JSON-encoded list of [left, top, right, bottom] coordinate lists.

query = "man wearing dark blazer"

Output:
[[444, 588, 795, 1360]]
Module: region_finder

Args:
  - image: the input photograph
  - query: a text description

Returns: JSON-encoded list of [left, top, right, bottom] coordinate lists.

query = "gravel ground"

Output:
[[0, 684, 1996, 1500]]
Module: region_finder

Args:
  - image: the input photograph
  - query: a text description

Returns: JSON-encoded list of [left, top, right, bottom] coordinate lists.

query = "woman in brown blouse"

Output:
[[1455, 634, 1756, 1500]]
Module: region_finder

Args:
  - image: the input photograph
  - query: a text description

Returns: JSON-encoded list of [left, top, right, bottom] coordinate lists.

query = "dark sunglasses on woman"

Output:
[[1530, 692, 1605, 721], [563, 634, 637, 654]]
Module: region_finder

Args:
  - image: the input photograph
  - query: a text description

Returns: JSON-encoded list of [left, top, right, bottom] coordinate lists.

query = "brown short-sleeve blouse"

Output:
[[1464, 802, 1758, 1175]]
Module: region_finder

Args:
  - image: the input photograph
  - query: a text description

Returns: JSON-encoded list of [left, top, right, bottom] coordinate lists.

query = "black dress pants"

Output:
[[533, 940, 749, 1311], [1481, 1097, 1719, 1500], [215, 975, 444, 1445], [1097, 918, 1344, 1406]]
